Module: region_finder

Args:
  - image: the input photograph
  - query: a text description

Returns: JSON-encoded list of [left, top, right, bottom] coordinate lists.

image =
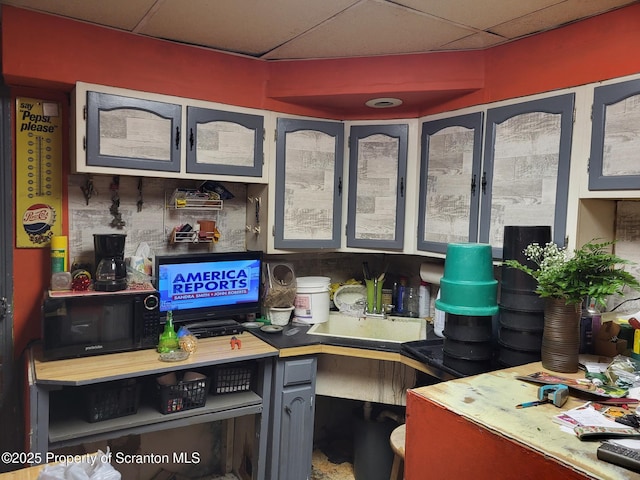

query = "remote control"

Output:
[[597, 442, 640, 472]]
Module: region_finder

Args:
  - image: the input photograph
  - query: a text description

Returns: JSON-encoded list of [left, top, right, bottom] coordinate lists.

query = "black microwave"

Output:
[[41, 289, 160, 361]]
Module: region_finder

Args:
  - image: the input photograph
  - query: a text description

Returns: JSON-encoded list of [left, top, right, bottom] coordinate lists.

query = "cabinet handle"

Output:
[[189, 128, 194, 151], [471, 174, 477, 195], [338, 177, 342, 196], [175, 126, 180, 149], [400, 177, 404, 197], [285, 405, 291, 415], [481, 171, 487, 194]]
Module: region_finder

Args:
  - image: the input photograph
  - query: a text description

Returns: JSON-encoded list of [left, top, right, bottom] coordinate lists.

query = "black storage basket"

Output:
[[85, 379, 140, 423], [212, 363, 255, 394], [157, 376, 210, 415]]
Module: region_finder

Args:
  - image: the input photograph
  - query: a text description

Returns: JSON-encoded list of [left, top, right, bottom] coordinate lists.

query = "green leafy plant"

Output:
[[504, 240, 640, 307]]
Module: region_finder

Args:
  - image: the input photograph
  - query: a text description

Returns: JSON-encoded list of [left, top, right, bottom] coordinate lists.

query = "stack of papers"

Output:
[[554, 402, 640, 442]]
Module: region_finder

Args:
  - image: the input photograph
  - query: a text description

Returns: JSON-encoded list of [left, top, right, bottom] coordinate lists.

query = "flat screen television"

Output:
[[154, 251, 262, 324]]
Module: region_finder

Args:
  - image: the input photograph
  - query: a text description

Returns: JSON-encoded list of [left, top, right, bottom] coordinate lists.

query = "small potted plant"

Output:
[[504, 239, 640, 372]]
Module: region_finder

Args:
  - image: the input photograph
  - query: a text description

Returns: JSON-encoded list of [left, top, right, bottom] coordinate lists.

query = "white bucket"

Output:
[[294, 276, 331, 324]]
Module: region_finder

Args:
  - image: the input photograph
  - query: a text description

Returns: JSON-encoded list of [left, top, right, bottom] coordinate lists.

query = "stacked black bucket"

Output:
[[498, 226, 551, 367]]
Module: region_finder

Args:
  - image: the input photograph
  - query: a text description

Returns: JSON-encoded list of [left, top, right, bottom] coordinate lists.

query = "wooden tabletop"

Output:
[[0, 465, 43, 480], [411, 362, 640, 480], [32, 333, 278, 386]]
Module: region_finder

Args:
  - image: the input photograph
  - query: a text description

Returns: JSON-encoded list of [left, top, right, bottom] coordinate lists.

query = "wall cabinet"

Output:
[[186, 107, 263, 178], [85, 90, 182, 172], [346, 124, 408, 250], [273, 117, 344, 250], [419, 93, 574, 258], [418, 112, 484, 255], [72, 82, 268, 183], [268, 357, 317, 480], [589, 77, 640, 191], [481, 94, 574, 257], [270, 118, 414, 253]]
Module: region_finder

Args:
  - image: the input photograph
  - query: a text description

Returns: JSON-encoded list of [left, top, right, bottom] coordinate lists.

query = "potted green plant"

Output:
[[504, 239, 639, 306], [504, 239, 640, 372]]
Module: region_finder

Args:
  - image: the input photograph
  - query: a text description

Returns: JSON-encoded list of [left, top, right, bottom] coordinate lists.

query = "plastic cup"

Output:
[[365, 278, 384, 314]]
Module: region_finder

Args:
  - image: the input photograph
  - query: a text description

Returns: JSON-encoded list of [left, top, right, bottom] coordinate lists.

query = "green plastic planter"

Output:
[[435, 243, 499, 316]]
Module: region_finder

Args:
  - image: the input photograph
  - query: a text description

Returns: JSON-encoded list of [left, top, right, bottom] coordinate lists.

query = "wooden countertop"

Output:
[[278, 343, 455, 380], [0, 465, 43, 480], [32, 333, 278, 386], [411, 362, 640, 480]]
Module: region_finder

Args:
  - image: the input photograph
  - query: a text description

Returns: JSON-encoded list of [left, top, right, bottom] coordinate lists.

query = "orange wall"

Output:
[[3, 4, 640, 355]]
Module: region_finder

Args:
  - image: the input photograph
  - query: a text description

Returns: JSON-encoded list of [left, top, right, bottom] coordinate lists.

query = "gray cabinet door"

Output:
[[347, 124, 408, 249], [589, 78, 640, 190], [274, 118, 344, 249], [481, 93, 574, 258], [186, 106, 263, 177], [418, 113, 483, 254], [86, 91, 181, 172], [278, 385, 315, 480]]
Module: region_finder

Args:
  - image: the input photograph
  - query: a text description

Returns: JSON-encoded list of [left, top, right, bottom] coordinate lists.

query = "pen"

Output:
[[515, 400, 548, 409]]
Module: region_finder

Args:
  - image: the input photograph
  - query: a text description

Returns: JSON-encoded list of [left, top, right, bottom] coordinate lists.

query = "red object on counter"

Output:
[[230, 336, 241, 350]]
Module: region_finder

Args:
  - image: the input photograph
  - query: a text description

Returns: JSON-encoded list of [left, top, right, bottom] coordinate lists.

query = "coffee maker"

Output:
[[94, 234, 128, 291]]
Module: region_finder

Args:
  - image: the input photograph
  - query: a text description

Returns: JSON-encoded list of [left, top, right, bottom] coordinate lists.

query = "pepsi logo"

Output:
[[22, 203, 56, 236]]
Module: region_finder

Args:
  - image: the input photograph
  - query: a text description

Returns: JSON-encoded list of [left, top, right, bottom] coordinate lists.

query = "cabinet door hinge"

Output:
[[83, 104, 87, 121], [272, 225, 275, 237], [274, 129, 278, 142], [83, 135, 86, 152], [0, 297, 9, 318], [263, 128, 266, 142]]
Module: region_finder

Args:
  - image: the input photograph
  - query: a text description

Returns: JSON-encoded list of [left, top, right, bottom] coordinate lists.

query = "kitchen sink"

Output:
[[307, 312, 426, 343]]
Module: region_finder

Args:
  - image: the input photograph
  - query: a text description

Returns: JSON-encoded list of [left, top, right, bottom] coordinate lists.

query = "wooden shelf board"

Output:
[[49, 390, 261, 445]]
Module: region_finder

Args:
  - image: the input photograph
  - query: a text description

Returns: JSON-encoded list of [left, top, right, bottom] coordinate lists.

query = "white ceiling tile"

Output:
[[490, 0, 640, 38], [440, 31, 508, 51], [137, 0, 359, 55], [393, 0, 564, 30], [0, 0, 156, 30], [263, 0, 476, 59]]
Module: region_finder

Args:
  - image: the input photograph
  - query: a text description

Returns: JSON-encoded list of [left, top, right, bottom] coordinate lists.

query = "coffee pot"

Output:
[[94, 233, 127, 291]]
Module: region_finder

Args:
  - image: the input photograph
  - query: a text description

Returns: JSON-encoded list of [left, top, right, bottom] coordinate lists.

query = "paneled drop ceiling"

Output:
[[0, 0, 638, 60]]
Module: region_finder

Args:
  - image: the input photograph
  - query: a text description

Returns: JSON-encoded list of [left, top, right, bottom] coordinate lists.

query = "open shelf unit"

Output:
[[49, 390, 262, 448], [28, 335, 277, 480]]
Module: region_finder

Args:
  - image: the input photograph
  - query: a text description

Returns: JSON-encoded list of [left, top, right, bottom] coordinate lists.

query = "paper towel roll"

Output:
[[420, 262, 444, 285]]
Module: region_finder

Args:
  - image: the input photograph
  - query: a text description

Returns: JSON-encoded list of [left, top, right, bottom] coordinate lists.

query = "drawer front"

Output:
[[283, 358, 316, 386]]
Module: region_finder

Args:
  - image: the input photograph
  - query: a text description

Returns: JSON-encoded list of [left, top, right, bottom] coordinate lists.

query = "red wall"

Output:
[[405, 390, 588, 479], [3, 4, 640, 355]]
